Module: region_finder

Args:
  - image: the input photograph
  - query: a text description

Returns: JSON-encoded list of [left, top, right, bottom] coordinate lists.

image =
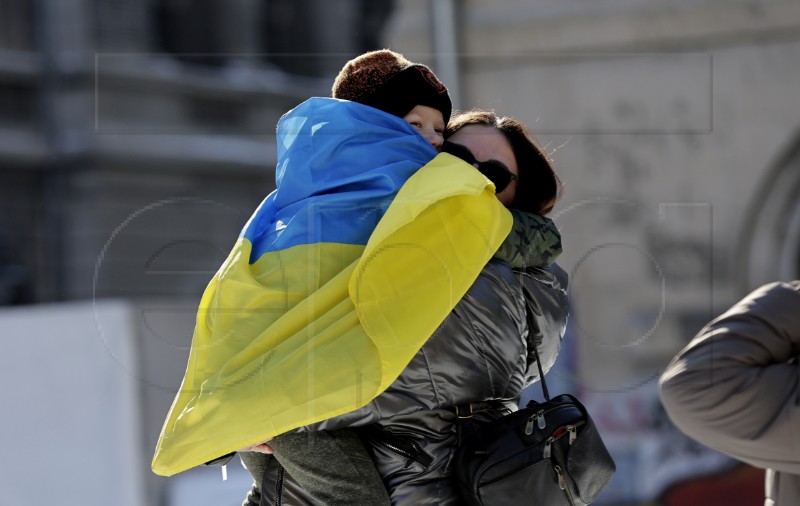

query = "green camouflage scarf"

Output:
[[494, 209, 562, 269]]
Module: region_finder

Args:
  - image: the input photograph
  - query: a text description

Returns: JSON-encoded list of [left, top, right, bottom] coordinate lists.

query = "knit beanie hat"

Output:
[[332, 49, 452, 125]]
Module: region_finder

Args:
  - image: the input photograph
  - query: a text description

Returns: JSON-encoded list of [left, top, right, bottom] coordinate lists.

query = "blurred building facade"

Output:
[[0, 0, 394, 306], [1, 0, 799, 505]]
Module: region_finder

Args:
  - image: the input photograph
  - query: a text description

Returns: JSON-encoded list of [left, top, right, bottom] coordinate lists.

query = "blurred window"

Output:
[[0, 0, 34, 51], [94, 0, 152, 52], [152, 0, 227, 66], [0, 83, 37, 127], [262, 0, 395, 76], [0, 177, 37, 305], [149, 0, 395, 75]]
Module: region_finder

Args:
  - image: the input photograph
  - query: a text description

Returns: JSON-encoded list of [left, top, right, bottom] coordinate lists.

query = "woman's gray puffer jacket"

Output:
[[257, 252, 569, 505]]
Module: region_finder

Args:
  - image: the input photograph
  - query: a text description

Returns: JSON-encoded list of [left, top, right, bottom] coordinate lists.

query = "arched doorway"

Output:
[[740, 133, 800, 290]]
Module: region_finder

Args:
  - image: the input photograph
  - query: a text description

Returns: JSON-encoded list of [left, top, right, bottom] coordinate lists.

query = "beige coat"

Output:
[[659, 281, 800, 506]]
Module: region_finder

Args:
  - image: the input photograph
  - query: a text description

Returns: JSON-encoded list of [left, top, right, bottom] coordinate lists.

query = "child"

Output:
[[238, 49, 452, 506]]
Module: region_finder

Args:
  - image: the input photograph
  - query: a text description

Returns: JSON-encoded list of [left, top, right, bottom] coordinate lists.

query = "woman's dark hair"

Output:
[[445, 109, 562, 215]]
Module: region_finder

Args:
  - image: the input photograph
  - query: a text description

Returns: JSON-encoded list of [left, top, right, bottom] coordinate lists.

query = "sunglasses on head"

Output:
[[441, 141, 517, 194]]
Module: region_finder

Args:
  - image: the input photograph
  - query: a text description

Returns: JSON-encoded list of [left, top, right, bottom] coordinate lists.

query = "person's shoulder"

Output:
[[738, 280, 800, 321], [736, 280, 800, 312], [516, 263, 567, 290], [769, 280, 800, 293], [480, 258, 517, 284], [480, 260, 569, 297], [546, 263, 568, 288]]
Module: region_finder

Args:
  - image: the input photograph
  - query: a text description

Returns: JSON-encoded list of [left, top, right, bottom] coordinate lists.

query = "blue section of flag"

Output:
[[242, 98, 437, 264]]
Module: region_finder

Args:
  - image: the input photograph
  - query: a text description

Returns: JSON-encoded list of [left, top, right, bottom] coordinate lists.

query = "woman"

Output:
[[255, 109, 569, 505]]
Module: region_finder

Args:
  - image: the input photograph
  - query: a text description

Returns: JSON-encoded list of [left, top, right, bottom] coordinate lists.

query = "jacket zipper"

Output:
[[524, 404, 577, 435], [545, 421, 586, 504], [543, 420, 586, 456], [275, 464, 284, 506], [371, 435, 432, 469]]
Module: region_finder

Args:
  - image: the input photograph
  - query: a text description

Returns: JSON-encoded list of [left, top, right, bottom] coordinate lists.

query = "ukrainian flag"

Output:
[[152, 98, 512, 476]]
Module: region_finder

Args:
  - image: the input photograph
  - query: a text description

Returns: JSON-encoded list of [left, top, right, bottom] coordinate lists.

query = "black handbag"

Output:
[[453, 339, 615, 505]]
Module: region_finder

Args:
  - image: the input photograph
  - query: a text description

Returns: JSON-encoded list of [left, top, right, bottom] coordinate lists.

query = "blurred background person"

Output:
[[660, 281, 800, 506]]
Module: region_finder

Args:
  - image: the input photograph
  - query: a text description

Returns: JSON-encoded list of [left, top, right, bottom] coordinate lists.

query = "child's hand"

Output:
[[239, 438, 274, 454]]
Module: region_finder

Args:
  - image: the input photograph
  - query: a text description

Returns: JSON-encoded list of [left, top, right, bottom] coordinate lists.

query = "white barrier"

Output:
[[0, 300, 145, 506]]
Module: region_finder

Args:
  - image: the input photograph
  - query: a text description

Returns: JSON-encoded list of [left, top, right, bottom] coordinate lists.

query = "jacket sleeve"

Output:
[[518, 263, 569, 385], [659, 281, 800, 474]]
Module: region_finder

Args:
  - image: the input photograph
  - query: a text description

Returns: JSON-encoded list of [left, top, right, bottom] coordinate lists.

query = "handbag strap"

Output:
[[531, 338, 550, 402], [524, 291, 551, 402]]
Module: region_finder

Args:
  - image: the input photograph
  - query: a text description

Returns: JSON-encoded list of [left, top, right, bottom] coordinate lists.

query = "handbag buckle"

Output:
[[456, 404, 474, 419]]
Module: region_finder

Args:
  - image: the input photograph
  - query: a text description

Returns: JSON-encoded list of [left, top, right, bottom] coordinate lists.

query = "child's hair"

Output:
[[446, 109, 563, 215], [332, 49, 452, 125]]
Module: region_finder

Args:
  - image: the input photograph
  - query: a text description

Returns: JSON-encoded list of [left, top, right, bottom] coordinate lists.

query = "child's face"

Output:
[[403, 105, 445, 151]]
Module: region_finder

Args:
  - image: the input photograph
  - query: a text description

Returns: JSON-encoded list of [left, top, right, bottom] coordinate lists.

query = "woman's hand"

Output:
[[239, 438, 274, 454]]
